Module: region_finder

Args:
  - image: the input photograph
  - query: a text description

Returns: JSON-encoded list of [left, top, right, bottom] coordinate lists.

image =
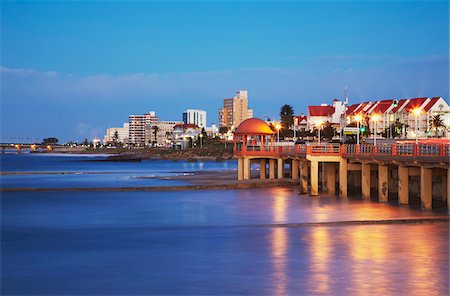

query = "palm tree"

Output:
[[429, 115, 446, 137], [152, 126, 160, 146]]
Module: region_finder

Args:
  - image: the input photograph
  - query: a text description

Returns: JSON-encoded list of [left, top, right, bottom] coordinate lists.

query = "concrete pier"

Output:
[[325, 163, 336, 195], [378, 165, 389, 202], [269, 159, 276, 180], [301, 161, 309, 194], [421, 167, 432, 209], [310, 160, 319, 196], [398, 166, 409, 205], [277, 158, 284, 179], [339, 158, 347, 197], [291, 159, 299, 180], [238, 158, 244, 181], [243, 158, 251, 180], [234, 122, 448, 210], [361, 163, 371, 199], [260, 159, 266, 180]]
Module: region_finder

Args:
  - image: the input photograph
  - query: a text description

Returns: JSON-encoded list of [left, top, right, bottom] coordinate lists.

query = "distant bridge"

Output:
[[0, 143, 59, 153]]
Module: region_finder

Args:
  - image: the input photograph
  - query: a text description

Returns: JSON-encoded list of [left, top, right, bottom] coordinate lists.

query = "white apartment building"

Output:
[[145, 120, 183, 146], [183, 109, 207, 129], [104, 123, 129, 144]]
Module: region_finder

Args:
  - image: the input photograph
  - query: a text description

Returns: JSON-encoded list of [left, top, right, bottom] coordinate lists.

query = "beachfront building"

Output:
[[205, 124, 219, 138], [172, 124, 201, 149], [183, 109, 207, 129], [307, 99, 346, 130], [104, 123, 129, 144], [345, 97, 450, 138], [218, 90, 254, 130], [293, 115, 308, 136], [128, 111, 159, 146], [145, 120, 183, 147]]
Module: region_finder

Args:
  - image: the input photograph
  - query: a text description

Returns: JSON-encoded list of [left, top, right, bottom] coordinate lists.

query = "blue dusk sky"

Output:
[[1, 1, 449, 142]]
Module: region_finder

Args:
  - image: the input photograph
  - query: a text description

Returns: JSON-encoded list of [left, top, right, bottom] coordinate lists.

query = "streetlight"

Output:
[[199, 133, 204, 149], [371, 114, 380, 146], [315, 120, 324, 144], [275, 123, 282, 143], [354, 114, 363, 145], [412, 108, 421, 144]]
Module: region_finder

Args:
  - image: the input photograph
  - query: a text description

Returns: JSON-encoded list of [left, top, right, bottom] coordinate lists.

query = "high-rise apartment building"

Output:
[[183, 109, 207, 129], [218, 90, 253, 129], [128, 111, 158, 146]]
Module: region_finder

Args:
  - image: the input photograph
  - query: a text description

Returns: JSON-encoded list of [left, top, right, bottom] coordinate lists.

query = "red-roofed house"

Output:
[[307, 100, 346, 130], [293, 115, 308, 130], [343, 96, 450, 139]]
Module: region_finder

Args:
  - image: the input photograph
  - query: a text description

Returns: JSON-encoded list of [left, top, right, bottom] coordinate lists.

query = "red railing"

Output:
[[235, 142, 449, 163], [342, 143, 450, 163]]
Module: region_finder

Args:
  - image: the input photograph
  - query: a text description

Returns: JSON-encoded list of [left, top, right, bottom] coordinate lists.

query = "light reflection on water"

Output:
[[1, 187, 448, 295], [271, 190, 288, 296]]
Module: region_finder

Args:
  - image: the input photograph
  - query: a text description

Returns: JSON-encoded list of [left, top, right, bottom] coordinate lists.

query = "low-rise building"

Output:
[[104, 123, 129, 144], [172, 124, 201, 149], [145, 120, 183, 147]]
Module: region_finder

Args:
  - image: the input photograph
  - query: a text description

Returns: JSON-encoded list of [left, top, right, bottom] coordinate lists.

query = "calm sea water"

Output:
[[0, 153, 237, 188], [1, 154, 449, 295]]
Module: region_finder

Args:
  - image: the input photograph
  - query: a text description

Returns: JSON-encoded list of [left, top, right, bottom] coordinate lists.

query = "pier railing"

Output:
[[342, 143, 450, 163], [235, 142, 449, 163]]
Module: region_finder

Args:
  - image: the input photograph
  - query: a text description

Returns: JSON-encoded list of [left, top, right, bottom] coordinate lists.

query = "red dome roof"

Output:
[[234, 118, 275, 135]]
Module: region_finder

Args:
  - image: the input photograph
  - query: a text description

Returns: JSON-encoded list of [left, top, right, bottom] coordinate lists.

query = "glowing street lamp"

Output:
[[199, 133, 204, 149], [371, 114, 380, 146], [315, 120, 324, 144], [411, 108, 421, 144], [275, 123, 282, 143], [354, 114, 363, 145]]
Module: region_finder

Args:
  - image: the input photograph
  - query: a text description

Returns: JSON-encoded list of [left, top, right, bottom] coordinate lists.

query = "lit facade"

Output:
[[218, 90, 253, 130], [183, 109, 207, 129]]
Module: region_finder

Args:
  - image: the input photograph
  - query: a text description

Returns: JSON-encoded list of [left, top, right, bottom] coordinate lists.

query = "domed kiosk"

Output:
[[233, 118, 276, 156], [233, 118, 279, 180]]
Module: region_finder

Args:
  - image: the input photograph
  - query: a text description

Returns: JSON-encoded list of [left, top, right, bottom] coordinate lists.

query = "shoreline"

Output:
[[28, 146, 235, 162], [0, 179, 299, 192]]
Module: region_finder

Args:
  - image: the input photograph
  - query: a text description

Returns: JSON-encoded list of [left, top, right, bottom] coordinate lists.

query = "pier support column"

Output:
[[300, 161, 309, 194], [420, 167, 432, 209], [259, 159, 266, 180], [339, 158, 347, 197], [447, 168, 450, 210], [243, 158, 251, 180], [291, 159, 299, 180], [310, 160, 319, 196], [361, 163, 371, 199], [269, 159, 276, 179], [277, 158, 284, 179], [442, 170, 448, 206], [238, 157, 244, 180], [326, 163, 336, 195], [378, 165, 389, 202], [398, 166, 409, 205]]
